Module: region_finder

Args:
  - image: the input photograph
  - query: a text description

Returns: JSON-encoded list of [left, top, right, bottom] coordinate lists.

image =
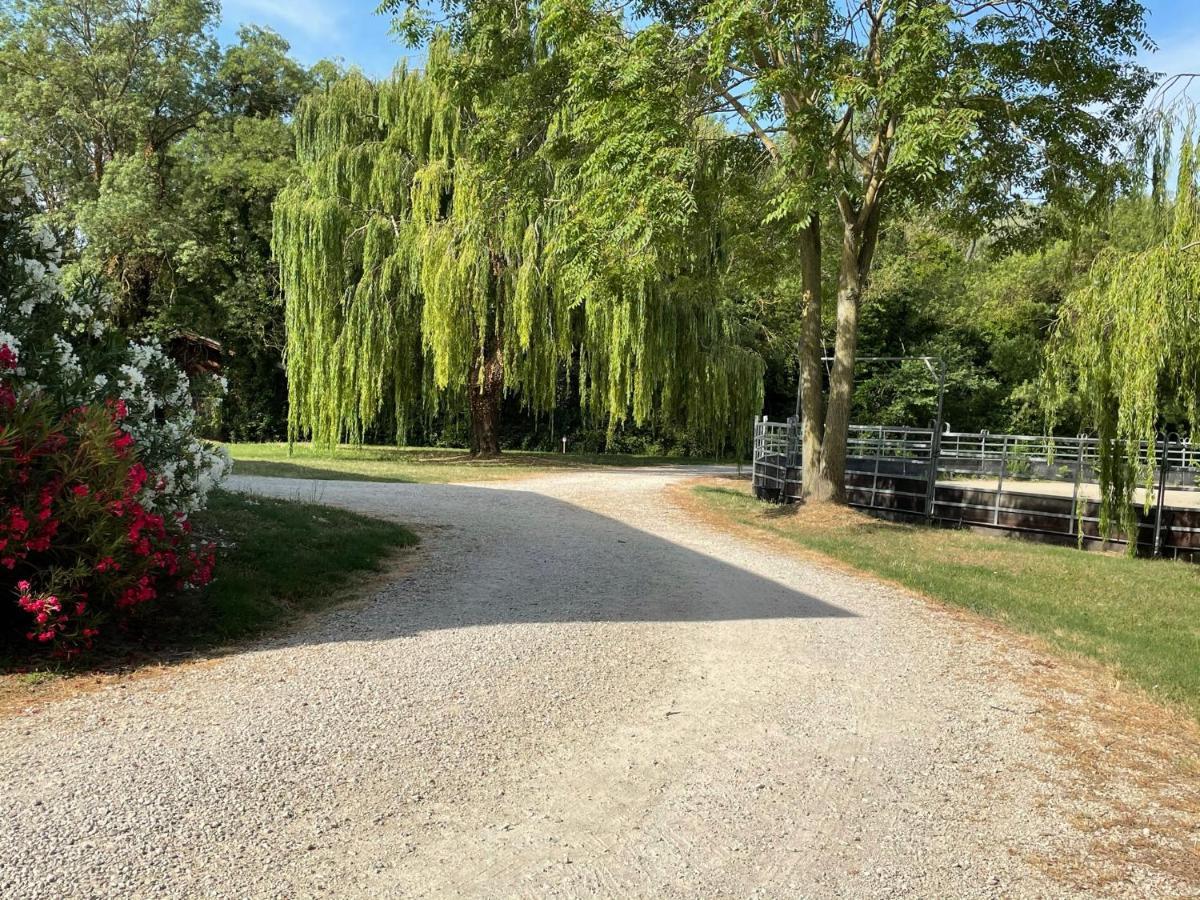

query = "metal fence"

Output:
[[750, 417, 1200, 560]]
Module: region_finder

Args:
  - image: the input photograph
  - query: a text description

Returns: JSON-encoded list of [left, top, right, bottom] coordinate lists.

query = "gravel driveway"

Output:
[[0, 467, 1182, 898]]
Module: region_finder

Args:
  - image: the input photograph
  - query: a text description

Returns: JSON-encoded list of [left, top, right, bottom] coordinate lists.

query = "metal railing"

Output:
[[750, 417, 1200, 559], [845, 426, 1199, 488], [934, 429, 1200, 480]]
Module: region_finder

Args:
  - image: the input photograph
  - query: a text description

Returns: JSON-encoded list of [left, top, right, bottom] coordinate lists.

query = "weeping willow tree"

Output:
[[273, 36, 762, 455], [1045, 120, 1200, 541], [272, 45, 561, 455]]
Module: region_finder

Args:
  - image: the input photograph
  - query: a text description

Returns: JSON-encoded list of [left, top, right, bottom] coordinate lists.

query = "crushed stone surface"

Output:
[[0, 467, 1182, 898]]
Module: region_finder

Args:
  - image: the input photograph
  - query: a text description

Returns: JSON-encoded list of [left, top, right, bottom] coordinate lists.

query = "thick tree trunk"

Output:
[[468, 343, 504, 457], [814, 279, 860, 502], [797, 214, 826, 497], [812, 201, 883, 503]]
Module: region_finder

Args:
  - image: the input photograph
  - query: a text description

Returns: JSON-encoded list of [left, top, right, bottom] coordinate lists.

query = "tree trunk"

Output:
[[813, 201, 883, 503], [468, 342, 504, 457], [814, 278, 860, 502], [797, 213, 826, 497]]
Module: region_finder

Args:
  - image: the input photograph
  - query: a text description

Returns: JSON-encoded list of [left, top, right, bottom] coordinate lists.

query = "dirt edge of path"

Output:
[[669, 476, 1200, 894]]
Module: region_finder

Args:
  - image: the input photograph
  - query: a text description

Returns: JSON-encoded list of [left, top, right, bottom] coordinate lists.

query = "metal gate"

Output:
[[750, 418, 1200, 560]]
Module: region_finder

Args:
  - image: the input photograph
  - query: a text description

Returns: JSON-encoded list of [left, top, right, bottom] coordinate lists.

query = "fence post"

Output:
[[871, 426, 883, 509], [994, 434, 1009, 526], [1069, 438, 1085, 537], [750, 418, 757, 490], [1153, 432, 1171, 558], [924, 424, 942, 523], [786, 415, 799, 502]]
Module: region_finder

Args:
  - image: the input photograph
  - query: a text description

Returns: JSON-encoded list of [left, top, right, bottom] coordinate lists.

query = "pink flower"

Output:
[[126, 463, 148, 495], [72, 484, 90, 497]]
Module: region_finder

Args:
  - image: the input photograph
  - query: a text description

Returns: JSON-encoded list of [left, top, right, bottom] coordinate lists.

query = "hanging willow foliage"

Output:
[[1045, 121, 1200, 541], [272, 37, 763, 454]]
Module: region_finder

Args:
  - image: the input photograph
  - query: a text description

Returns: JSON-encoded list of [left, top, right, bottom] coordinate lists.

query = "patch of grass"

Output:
[[156, 489, 417, 645], [690, 482, 1200, 719], [227, 442, 728, 484]]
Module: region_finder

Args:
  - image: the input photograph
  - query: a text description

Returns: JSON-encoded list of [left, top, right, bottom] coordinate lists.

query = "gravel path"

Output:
[[0, 468, 1174, 897]]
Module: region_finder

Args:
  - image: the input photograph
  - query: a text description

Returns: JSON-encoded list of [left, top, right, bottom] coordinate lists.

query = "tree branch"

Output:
[[718, 87, 781, 160]]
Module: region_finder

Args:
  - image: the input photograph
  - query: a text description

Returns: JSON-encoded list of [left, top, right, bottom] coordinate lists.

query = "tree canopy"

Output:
[[0, 1, 327, 438], [402, 0, 1152, 493], [0, 0, 1189, 478], [273, 34, 763, 455], [1046, 121, 1200, 540]]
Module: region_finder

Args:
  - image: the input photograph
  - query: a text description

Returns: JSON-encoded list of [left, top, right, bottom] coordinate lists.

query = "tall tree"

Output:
[[168, 26, 324, 439], [478, 0, 1151, 499], [0, 0, 218, 324], [0, 0, 219, 208], [273, 35, 761, 454]]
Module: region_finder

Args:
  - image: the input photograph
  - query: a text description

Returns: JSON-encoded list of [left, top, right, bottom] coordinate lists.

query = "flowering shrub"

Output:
[[0, 158, 229, 517], [0, 380, 215, 650], [1, 155, 226, 651]]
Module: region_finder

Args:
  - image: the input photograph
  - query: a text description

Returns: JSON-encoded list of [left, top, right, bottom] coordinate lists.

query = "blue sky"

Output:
[[217, 1, 421, 77], [216, 0, 1200, 84]]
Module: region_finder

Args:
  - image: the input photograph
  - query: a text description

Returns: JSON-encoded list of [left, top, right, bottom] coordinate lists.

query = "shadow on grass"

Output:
[[232, 459, 417, 483], [1, 489, 419, 679]]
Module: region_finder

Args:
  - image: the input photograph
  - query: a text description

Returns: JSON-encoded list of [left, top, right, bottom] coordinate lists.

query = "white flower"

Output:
[[23, 258, 45, 282], [52, 334, 82, 380], [0, 331, 19, 360], [118, 363, 146, 388]]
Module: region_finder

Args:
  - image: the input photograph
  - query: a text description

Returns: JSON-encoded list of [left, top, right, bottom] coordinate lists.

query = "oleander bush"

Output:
[[1, 156, 227, 653]]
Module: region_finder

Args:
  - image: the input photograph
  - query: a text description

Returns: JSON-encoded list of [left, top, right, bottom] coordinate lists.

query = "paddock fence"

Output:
[[750, 418, 1200, 560]]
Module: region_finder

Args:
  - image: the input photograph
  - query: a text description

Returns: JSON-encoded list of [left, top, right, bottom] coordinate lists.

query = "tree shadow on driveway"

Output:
[[230, 474, 855, 649]]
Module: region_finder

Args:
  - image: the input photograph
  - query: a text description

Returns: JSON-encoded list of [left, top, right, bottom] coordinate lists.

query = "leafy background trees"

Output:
[[0, 0, 1194, 481], [0, 1, 328, 440], [495, 0, 1153, 495]]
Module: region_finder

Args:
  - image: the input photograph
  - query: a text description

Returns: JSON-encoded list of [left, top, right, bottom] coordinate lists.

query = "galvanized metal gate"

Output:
[[750, 418, 1200, 560]]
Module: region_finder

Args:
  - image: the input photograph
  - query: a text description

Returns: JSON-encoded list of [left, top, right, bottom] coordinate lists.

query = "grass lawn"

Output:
[[163, 489, 418, 644], [1, 490, 416, 695], [690, 482, 1200, 719], [226, 442, 731, 483]]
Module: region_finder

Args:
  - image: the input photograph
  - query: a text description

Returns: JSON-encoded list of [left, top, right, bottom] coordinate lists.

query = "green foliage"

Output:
[[1046, 122, 1200, 542], [0, 0, 220, 219], [0, 4, 326, 440], [274, 33, 762, 454], [845, 221, 1076, 431], [446, 0, 1154, 497]]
